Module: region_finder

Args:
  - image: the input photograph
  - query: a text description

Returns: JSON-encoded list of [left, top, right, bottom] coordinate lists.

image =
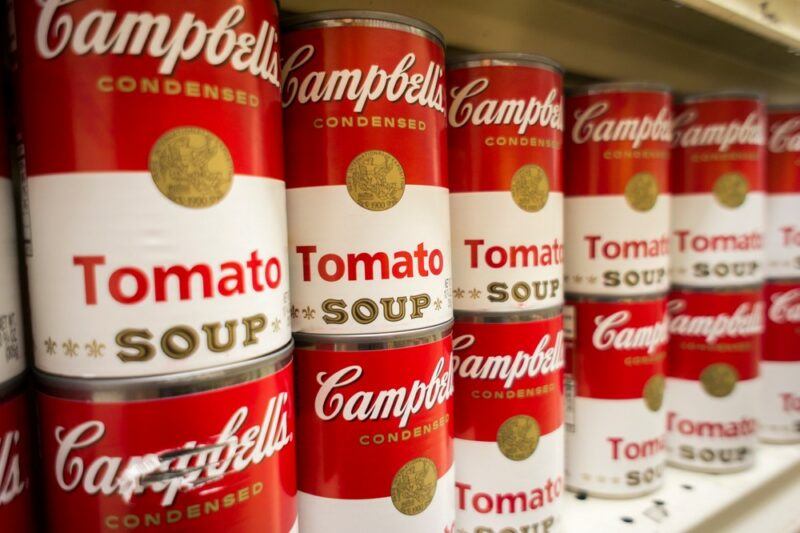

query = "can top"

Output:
[[281, 10, 444, 47], [568, 81, 671, 97], [768, 103, 800, 112], [679, 90, 765, 104], [294, 320, 452, 351], [0, 374, 24, 402], [36, 342, 294, 402], [447, 52, 563, 74], [454, 306, 562, 323]]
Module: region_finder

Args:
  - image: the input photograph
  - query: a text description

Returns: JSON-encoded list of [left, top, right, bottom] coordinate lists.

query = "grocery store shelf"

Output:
[[563, 443, 800, 533]]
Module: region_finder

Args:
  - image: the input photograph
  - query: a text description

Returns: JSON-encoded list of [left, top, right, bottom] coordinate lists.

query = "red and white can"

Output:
[[453, 311, 564, 532], [760, 281, 800, 443], [36, 345, 297, 532], [666, 288, 762, 472], [447, 54, 564, 313], [671, 93, 767, 288], [766, 106, 800, 279], [564, 296, 668, 498], [14, 0, 290, 377], [282, 11, 452, 335], [294, 324, 454, 532], [0, 379, 35, 533], [564, 83, 671, 298]]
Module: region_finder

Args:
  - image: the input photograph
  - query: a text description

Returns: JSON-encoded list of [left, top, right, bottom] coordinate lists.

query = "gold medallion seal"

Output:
[[624, 172, 659, 212], [713, 172, 749, 208], [510, 164, 550, 212], [390, 457, 437, 516], [497, 415, 541, 461], [643, 374, 665, 412], [149, 127, 234, 208], [346, 150, 405, 211], [700, 363, 739, 397]]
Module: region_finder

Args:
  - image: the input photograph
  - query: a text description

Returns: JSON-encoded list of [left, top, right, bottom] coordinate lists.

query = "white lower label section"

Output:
[[290, 518, 299, 533], [565, 396, 666, 497], [765, 193, 800, 279], [0, 179, 24, 383], [27, 172, 291, 377], [564, 195, 669, 297], [665, 377, 759, 472], [450, 191, 563, 313], [759, 361, 800, 443], [297, 466, 455, 533], [671, 193, 765, 287], [288, 184, 452, 335], [455, 428, 564, 533]]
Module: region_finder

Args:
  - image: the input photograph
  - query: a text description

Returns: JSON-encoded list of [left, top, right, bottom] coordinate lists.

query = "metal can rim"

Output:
[[768, 103, 800, 112], [454, 306, 562, 323], [447, 52, 563, 74], [281, 10, 444, 48], [564, 292, 669, 303], [568, 81, 671, 96], [294, 320, 453, 351], [0, 374, 25, 402], [679, 90, 765, 104], [668, 283, 764, 294]]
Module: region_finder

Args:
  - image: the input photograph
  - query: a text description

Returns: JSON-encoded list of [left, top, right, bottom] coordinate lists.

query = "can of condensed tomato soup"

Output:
[[282, 11, 452, 336], [294, 323, 454, 533], [453, 310, 565, 532], [0, 378, 35, 533], [36, 343, 297, 532], [447, 53, 564, 314], [565, 83, 671, 298], [14, 0, 291, 377]]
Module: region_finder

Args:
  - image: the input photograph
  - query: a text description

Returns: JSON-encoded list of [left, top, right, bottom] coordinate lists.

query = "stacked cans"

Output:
[[448, 54, 566, 531], [564, 83, 672, 498], [281, 12, 455, 532], [667, 93, 767, 472], [760, 106, 800, 444], [13, 1, 297, 530]]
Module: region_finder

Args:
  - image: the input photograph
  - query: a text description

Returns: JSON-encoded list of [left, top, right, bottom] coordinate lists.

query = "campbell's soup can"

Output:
[[447, 53, 564, 313], [294, 324, 455, 532], [671, 93, 767, 288], [36, 343, 297, 532], [666, 288, 762, 472], [564, 296, 668, 498], [282, 11, 452, 336], [766, 106, 800, 279], [0, 378, 35, 533], [453, 310, 564, 532], [564, 83, 671, 298], [14, 0, 291, 377], [761, 281, 800, 443]]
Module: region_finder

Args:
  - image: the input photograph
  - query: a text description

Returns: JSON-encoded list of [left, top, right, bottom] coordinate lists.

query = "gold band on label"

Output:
[[643, 374, 665, 412], [510, 164, 550, 212], [390, 457, 438, 516], [700, 363, 739, 397], [346, 150, 405, 211], [496, 414, 541, 461], [713, 172, 748, 208], [624, 172, 659, 212], [149, 126, 234, 208]]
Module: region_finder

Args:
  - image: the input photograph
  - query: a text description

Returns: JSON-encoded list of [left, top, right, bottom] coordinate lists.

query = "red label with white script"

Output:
[[37, 363, 297, 532], [764, 282, 800, 362], [768, 109, 800, 193], [766, 109, 800, 279], [0, 388, 35, 533]]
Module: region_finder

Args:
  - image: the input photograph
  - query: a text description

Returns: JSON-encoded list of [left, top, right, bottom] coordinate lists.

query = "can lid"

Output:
[[35, 341, 294, 402], [568, 81, 671, 97], [679, 90, 765, 104], [0, 374, 25, 402], [454, 306, 562, 324], [768, 103, 800, 112], [294, 320, 453, 351], [447, 52, 563, 74], [281, 10, 444, 47]]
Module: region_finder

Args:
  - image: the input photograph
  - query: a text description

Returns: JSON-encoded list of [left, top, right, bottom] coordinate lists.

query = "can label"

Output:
[[15, 1, 290, 377], [564, 90, 671, 297], [295, 336, 455, 532], [37, 363, 297, 532], [671, 99, 766, 287], [448, 63, 563, 313], [564, 298, 668, 497], [0, 388, 35, 533], [766, 110, 800, 279], [453, 316, 564, 532], [282, 23, 451, 335], [666, 289, 762, 471]]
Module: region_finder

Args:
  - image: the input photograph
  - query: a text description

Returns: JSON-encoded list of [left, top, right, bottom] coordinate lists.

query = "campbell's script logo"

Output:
[[35, 0, 281, 87], [769, 117, 800, 153], [0, 430, 26, 507], [668, 299, 764, 343], [672, 109, 765, 151], [591, 311, 668, 354], [768, 288, 800, 324], [571, 101, 671, 148]]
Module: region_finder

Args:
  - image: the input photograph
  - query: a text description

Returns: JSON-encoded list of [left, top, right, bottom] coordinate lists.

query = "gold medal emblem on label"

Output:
[[510, 164, 550, 212], [346, 150, 405, 211], [713, 172, 749, 208], [390, 457, 438, 516], [149, 127, 234, 208], [643, 374, 665, 412], [497, 414, 541, 461], [700, 363, 739, 397], [624, 172, 659, 212]]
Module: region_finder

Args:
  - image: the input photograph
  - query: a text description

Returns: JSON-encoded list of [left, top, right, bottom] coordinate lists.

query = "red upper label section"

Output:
[[764, 281, 800, 362], [37, 364, 296, 533], [295, 336, 454, 499], [668, 289, 763, 380], [768, 109, 800, 193], [281, 25, 447, 189], [0, 389, 35, 533], [15, 0, 283, 178], [565, 90, 671, 196], [452, 317, 564, 442], [447, 64, 563, 193], [672, 98, 766, 194]]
